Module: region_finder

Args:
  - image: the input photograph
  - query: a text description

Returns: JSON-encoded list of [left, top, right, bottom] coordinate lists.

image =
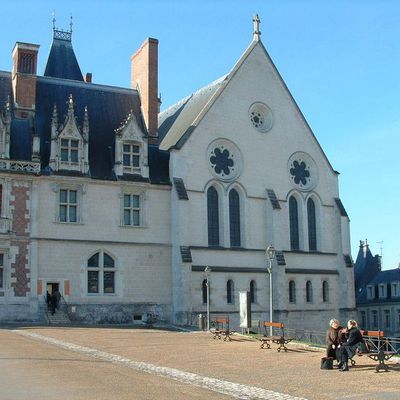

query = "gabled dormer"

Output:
[[114, 110, 148, 179], [49, 95, 89, 174], [0, 97, 11, 159]]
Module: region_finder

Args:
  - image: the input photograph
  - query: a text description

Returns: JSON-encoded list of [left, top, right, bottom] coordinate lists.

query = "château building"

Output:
[[0, 16, 355, 329]]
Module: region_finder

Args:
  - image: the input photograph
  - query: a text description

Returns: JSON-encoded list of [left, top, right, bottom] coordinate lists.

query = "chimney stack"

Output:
[[12, 42, 40, 118], [85, 72, 92, 83], [131, 38, 158, 137]]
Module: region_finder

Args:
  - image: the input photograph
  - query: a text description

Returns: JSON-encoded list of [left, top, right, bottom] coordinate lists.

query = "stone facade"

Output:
[[0, 17, 356, 330]]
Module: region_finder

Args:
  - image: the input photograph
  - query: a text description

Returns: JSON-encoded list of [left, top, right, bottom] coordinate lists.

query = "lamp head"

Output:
[[266, 245, 276, 260]]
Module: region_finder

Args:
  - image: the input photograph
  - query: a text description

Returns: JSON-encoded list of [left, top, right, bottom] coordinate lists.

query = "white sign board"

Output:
[[239, 291, 251, 328]]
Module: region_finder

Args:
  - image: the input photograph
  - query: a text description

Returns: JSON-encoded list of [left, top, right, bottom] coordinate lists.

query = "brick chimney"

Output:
[[12, 42, 40, 118], [131, 38, 158, 137]]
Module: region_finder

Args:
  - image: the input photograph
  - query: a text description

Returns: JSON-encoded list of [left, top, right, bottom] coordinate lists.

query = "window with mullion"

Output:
[[87, 251, 115, 295], [59, 189, 78, 223], [123, 144, 140, 172], [60, 139, 79, 162], [123, 194, 141, 226]]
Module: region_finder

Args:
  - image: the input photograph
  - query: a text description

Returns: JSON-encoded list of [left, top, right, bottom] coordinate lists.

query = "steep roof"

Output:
[[158, 36, 338, 175], [354, 241, 381, 291], [36, 77, 141, 179], [158, 75, 227, 150], [44, 30, 84, 81]]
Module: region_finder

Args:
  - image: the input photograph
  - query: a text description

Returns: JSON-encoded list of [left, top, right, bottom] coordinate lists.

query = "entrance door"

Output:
[[47, 282, 59, 295]]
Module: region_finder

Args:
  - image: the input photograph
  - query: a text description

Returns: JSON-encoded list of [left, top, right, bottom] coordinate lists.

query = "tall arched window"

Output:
[[229, 189, 241, 247], [202, 279, 208, 304], [250, 280, 257, 303], [307, 198, 317, 251], [289, 196, 299, 250], [306, 280, 313, 303], [227, 280, 234, 304], [322, 280, 329, 302], [87, 251, 115, 294], [207, 187, 219, 246], [289, 280, 296, 303]]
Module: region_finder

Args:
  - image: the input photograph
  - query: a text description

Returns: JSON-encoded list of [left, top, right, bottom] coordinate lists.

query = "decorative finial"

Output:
[[67, 94, 74, 115], [253, 14, 261, 39], [52, 10, 56, 31], [70, 14, 73, 33]]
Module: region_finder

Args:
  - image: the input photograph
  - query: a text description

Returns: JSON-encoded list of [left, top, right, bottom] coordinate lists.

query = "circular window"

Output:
[[249, 102, 273, 133], [207, 139, 242, 181], [287, 152, 318, 191]]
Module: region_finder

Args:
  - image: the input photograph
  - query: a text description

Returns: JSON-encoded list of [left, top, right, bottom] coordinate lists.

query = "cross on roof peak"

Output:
[[253, 14, 261, 39]]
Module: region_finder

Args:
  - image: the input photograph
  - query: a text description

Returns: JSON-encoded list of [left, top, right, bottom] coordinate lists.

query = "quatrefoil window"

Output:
[[288, 152, 318, 191]]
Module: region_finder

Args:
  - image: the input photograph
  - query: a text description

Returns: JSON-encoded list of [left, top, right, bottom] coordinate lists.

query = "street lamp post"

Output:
[[204, 266, 211, 331], [266, 245, 276, 336]]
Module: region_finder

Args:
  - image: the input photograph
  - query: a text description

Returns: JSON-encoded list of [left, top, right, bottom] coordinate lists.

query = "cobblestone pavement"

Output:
[[2, 327, 400, 400]]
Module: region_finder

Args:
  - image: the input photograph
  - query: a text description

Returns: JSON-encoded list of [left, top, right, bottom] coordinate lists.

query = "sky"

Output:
[[1, 0, 399, 269]]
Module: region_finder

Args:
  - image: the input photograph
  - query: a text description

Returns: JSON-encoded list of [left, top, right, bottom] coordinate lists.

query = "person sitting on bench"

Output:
[[337, 320, 364, 372], [326, 318, 343, 363]]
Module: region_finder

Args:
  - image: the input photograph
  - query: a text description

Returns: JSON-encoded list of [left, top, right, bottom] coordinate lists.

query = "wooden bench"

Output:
[[259, 322, 293, 352], [210, 316, 235, 342], [350, 330, 398, 372]]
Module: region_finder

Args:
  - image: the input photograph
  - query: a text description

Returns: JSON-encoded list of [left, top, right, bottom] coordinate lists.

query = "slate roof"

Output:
[[0, 38, 170, 184], [158, 75, 227, 150], [357, 269, 400, 305], [354, 243, 381, 291], [44, 36, 84, 81]]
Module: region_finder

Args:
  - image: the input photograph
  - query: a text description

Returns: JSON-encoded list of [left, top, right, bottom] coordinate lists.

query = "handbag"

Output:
[[320, 357, 334, 370]]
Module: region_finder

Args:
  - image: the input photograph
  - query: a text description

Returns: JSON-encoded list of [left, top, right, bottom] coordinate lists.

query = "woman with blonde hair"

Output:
[[337, 320, 364, 372]]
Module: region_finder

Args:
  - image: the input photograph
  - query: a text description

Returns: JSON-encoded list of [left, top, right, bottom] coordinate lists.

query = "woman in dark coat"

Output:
[[326, 319, 342, 360], [337, 320, 364, 372]]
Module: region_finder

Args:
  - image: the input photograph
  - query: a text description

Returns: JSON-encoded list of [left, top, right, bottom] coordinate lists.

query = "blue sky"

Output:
[[1, 1, 399, 269]]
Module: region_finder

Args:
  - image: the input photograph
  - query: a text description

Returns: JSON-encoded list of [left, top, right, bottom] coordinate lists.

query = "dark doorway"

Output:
[[47, 282, 59, 295]]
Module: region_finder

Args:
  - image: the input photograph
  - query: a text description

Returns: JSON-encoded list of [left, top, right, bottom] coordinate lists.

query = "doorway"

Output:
[[47, 282, 59, 295]]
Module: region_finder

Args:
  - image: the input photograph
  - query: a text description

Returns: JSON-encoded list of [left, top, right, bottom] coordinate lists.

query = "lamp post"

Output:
[[266, 245, 276, 336], [204, 266, 211, 331]]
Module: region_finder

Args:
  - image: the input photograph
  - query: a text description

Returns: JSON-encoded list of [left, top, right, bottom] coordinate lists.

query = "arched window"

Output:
[[227, 280, 234, 304], [289, 196, 299, 250], [289, 280, 296, 303], [202, 279, 208, 304], [306, 280, 313, 303], [307, 198, 317, 251], [322, 280, 329, 302], [207, 187, 219, 246], [229, 189, 241, 247], [87, 251, 115, 294], [250, 280, 257, 303]]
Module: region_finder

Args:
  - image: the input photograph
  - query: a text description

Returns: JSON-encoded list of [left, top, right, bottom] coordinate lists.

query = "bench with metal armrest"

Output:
[[259, 322, 293, 352], [350, 330, 398, 372], [210, 316, 236, 341]]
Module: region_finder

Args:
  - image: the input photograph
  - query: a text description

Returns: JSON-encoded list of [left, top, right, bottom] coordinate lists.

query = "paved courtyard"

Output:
[[0, 326, 399, 400]]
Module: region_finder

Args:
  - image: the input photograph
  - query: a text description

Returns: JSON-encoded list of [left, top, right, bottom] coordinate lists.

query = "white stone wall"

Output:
[[168, 41, 355, 330]]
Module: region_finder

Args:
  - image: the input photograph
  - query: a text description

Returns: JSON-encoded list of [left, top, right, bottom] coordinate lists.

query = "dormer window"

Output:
[[379, 283, 387, 299], [61, 139, 79, 163], [114, 111, 148, 179], [123, 143, 140, 174], [391, 282, 400, 298], [367, 285, 375, 300], [49, 95, 90, 174]]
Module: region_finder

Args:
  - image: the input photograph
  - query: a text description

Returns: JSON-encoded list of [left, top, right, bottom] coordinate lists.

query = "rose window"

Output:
[[207, 139, 242, 181], [288, 152, 318, 191], [248, 102, 273, 132]]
